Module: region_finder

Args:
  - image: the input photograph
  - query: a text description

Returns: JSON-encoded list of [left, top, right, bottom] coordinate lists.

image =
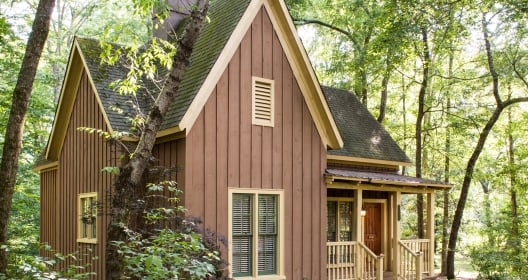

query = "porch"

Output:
[[327, 239, 432, 280], [325, 168, 447, 280]]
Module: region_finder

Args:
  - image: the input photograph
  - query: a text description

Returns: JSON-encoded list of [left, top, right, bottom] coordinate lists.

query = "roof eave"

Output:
[[45, 41, 84, 161], [328, 154, 412, 168], [325, 174, 451, 190], [45, 38, 116, 162], [32, 161, 58, 172]]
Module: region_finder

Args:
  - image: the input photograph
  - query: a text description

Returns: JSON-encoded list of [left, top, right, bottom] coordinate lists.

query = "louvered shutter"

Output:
[[232, 194, 253, 276], [258, 195, 277, 274], [252, 77, 274, 126]]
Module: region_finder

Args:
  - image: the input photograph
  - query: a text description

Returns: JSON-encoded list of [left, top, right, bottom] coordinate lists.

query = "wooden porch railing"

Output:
[[400, 239, 431, 275], [327, 242, 383, 280], [357, 242, 384, 280], [327, 241, 356, 280], [398, 241, 423, 280]]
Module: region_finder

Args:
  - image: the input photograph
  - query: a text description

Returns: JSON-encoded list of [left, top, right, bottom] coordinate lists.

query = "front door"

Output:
[[363, 203, 382, 255]]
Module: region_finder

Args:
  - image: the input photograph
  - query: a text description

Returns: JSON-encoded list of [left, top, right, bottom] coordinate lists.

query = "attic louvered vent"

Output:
[[252, 77, 274, 127]]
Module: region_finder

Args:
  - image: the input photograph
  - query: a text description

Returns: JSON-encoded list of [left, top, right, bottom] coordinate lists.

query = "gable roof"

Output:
[[161, 0, 343, 149], [322, 86, 411, 166], [37, 0, 344, 169]]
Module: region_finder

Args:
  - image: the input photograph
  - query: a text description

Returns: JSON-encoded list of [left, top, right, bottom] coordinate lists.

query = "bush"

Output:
[[0, 245, 97, 280], [110, 180, 227, 279]]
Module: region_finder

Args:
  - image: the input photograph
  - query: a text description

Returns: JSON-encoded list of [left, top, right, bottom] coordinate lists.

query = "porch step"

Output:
[[383, 271, 394, 280]]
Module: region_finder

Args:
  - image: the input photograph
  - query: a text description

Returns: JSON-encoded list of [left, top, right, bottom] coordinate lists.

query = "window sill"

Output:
[[76, 238, 97, 244], [233, 275, 286, 280]]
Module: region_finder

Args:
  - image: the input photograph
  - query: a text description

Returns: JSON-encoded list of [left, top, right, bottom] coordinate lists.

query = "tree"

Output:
[[288, 0, 413, 112], [0, 0, 56, 273], [104, 0, 210, 278], [446, 11, 528, 278]]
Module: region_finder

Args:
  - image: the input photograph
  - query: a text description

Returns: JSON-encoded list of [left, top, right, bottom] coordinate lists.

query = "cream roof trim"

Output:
[[45, 39, 114, 162], [328, 154, 412, 168], [179, 0, 343, 149], [264, 0, 342, 149]]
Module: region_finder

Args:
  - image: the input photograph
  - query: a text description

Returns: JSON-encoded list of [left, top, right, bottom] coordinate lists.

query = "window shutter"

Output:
[[232, 194, 253, 275], [258, 195, 277, 274], [252, 77, 274, 126]]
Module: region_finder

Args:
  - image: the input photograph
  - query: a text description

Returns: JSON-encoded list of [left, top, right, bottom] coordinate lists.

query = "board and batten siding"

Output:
[[40, 70, 117, 278], [183, 7, 327, 280]]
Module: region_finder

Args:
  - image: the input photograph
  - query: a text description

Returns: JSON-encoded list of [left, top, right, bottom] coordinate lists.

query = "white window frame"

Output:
[[252, 76, 275, 127], [228, 189, 285, 280], [77, 192, 98, 244]]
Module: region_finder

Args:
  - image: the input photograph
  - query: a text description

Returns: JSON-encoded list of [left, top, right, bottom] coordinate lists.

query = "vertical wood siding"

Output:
[[41, 7, 329, 280], [185, 7, 327, 280], [40, 70, 117, 278], [40, 169, 57, 257]]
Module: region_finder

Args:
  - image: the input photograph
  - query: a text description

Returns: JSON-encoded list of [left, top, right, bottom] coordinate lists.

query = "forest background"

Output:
[[0, 0, 527, 278]]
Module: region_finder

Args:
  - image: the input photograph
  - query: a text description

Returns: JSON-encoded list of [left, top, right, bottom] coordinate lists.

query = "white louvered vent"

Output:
[[252, 77, 274, 126]]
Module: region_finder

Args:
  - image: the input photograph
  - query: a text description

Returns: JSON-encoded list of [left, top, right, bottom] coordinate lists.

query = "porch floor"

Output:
[[383, 271, 393, 280]]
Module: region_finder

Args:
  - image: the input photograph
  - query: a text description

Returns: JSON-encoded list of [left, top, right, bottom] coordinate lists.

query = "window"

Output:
[[252, 77, 274, 127], [77, 192, 98, 243], [229, 190, 284, 279], [327, 199, 353, 242]]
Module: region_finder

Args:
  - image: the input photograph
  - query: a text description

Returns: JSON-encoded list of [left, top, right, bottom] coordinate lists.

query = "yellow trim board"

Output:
[[326, 178, 449, 192], [33, 161, 58, 172], [45, 46, 83, 161], [45, 38, 115, 162], [328, 154, 411, 168]]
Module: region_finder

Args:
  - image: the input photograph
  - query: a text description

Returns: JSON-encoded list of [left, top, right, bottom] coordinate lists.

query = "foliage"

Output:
[[0, 245, 97, 279], [109, 180, 225, 280], [469, 229, 528, 279]]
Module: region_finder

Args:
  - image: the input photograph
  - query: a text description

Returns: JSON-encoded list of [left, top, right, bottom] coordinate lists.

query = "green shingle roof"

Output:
[[77, 38, 150, 133], [76, 0, 252, 133], [322, 86, 411, 164], [76, 1, 410, 166], [164, 0, 252, 129]]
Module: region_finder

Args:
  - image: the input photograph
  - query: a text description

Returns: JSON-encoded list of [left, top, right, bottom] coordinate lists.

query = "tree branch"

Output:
[[502, 96, 528, 108], [293, 18, 351, 37], [482, 12, 502, 105], [512, 61, 528, 89]]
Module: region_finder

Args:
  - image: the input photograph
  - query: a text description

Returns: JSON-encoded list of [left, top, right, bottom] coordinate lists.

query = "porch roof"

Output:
[[325, 168, 451, 190]]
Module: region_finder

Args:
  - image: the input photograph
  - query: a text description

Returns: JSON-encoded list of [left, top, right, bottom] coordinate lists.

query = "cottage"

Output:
[[35, 0, 449, 279]]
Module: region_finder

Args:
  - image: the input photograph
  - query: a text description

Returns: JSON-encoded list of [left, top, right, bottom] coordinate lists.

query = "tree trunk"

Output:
[[446, 106, 504, 279], [480, 180, 493, 245], [416, 27, 430, 239], [105, 2, 209, 279], [401, 72, 408, 175], [377, 67, 390, 123], [0, 0, 56, 273], [441, 52, 454, 275], [506, 109, 520, 260]]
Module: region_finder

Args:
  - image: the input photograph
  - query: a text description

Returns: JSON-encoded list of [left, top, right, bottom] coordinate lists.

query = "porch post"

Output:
[[392, 191, 401, 277], [354, 189, 363, 242], [427, 192, 435, 275], [354, 189, 363, 279]]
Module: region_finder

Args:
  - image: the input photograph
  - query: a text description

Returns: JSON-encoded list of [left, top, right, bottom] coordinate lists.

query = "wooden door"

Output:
[[363, 203, 382, 255]]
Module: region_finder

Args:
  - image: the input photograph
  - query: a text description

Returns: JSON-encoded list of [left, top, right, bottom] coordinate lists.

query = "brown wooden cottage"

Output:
[[35, 0, 450, 279]]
